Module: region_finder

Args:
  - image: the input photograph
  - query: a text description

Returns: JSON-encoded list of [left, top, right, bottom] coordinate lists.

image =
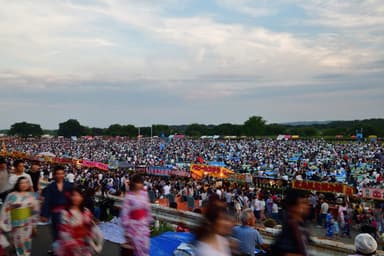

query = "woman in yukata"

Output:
[[54, 187, 103, 256], [0, 177, 39, 256], [120, 174, 152, 256]]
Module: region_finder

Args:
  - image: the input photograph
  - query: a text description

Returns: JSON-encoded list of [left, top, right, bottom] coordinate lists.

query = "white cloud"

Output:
[[0, 0, 382, 127], [216, 0, 274, 17], [296, 0, 384, 28]]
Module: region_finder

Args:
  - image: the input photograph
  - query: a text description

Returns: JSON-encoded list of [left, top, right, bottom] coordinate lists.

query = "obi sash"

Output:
[[130, 209, 147, 220], [52, 206, 66, 213], [72, 225, 89, 239], [11, 207, 31, 222]]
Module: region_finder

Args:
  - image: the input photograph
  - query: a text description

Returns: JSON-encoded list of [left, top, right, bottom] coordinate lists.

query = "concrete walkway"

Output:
[[31, 225, 119, 256]]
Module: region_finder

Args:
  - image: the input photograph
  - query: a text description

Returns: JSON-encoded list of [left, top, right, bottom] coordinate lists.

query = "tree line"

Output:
[[5, 117, 384, 138]]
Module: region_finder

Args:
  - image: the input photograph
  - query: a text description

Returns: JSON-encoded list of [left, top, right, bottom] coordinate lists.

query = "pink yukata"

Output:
[[120, 190, 152, 256]]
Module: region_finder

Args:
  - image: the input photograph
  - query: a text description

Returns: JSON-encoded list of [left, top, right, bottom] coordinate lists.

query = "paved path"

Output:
[[31, 225, 119, 256], [31, 223, 363, 256]]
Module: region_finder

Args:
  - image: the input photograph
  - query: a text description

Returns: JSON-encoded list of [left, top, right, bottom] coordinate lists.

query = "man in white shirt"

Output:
[[320, 200, 329, 227], [66, 171, 75, 183], [163, 182, 171, 196], [216, 187, 223, 199], [254, 196, 262, 221], [8, 159, 33, 191]]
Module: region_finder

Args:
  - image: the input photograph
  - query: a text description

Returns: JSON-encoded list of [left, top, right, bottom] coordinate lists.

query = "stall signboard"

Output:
[[292, 180, 354, 195], [146, 166, 190, 177], [229, 173, 253, 183], [362, 188, 384, 201], [190, 164, 234, 177]]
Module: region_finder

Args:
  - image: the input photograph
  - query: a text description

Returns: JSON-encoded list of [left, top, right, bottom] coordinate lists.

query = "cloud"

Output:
[[296, 0, 384, 28], [215, 0, 275, 17], [0, 0, 383, 128]]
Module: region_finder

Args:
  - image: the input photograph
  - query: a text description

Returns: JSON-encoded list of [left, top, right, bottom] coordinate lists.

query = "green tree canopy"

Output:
[[58, 119, 85, 137], [106, 124, 137, 137], [243, 116, 266, 136], [264, 124, 286, 136], [9, 122, 43, 137]]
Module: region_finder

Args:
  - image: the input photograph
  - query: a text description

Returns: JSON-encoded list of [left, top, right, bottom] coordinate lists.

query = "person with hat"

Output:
[[349, 233, 378, 256]]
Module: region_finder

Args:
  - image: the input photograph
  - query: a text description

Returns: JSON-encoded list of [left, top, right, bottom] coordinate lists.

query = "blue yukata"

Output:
[[325, 213, 334, 238], [41, 181, 73, 241]]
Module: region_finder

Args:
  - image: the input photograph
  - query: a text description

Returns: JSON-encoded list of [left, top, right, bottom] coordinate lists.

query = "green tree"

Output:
[[152, 124, 170, 137], [264, 124, 286, 136], [301, 126, 318, 137], [89, 127, 105, 136], [107, 124, 138, 137], [9, 122, 43, 137], [214, 123, 243, 136], [58, 119, 85, 137], [243, 116, 266, 136], [185, 123, 207, 137], [107, 124, 124, 136]]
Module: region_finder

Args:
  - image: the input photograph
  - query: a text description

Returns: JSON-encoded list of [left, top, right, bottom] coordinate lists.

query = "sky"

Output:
[[0, 0, 383, 129]]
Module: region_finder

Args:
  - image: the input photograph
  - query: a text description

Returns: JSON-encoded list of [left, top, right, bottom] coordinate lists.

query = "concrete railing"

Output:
[[98, 194, 384, 256]]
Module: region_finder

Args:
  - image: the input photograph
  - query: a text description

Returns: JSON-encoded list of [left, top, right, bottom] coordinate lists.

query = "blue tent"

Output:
[[208, 161, 226, 167], [150, 232, 194, 256]]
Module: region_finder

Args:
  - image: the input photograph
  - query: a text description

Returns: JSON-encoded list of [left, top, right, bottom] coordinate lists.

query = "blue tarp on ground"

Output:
[[208, 161, 226, 167], [150, 232, 195, 256]]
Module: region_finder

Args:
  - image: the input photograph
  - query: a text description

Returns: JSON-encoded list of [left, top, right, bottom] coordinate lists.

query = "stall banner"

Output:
[[292, 180, 354, 195], [229, 173, 253, 183], [191, 169, 204, 180], [79, 160, 109, 171], [190, 164, 234, 179], [3, 150, 110, 171], [51, 157, 75, 165], [146, 166, 190, 177], [362, 188, 384, 201], [10, 151, 28, 159]]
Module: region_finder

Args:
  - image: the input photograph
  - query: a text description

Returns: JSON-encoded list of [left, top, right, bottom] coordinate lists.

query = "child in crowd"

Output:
[[332, 219, 340, 239], [342, 210, 352, 238], [326, 212, 334, 239]]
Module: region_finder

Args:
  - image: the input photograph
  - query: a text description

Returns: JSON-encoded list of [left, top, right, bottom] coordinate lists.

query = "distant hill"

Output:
[[283, 121, 332, 126]]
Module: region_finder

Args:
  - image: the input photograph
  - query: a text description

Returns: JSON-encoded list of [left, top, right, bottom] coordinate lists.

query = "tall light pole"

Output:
[[150, 125, 153, 142]]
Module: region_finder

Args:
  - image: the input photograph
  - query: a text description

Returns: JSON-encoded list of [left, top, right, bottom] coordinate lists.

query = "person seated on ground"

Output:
[[348, 233, 377, 256], [232, 208, 268, 256]]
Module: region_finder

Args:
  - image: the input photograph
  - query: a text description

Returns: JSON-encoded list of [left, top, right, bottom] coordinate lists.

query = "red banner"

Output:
[[3, 151, 109, 171], [362, 188, 384, 201], [79, 160, 109, 171], [190, 164, 234, 179], [292, 180, 354, 195], [145, 167, 190, 177]]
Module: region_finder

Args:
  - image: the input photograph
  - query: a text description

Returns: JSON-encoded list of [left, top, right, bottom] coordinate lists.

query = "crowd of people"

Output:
[[0, 136, 383, 256], [5, 137, 384, 189]]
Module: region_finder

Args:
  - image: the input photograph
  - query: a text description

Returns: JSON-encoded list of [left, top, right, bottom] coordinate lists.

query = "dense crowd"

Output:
[[0, 137, 384, 256], [4, 137, 384, 192]]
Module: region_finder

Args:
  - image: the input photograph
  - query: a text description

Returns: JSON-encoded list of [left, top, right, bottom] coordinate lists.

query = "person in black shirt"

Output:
[[28, 161, 41, 195], [271, 189, 311, 256], [41, 165, 73, 254]]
